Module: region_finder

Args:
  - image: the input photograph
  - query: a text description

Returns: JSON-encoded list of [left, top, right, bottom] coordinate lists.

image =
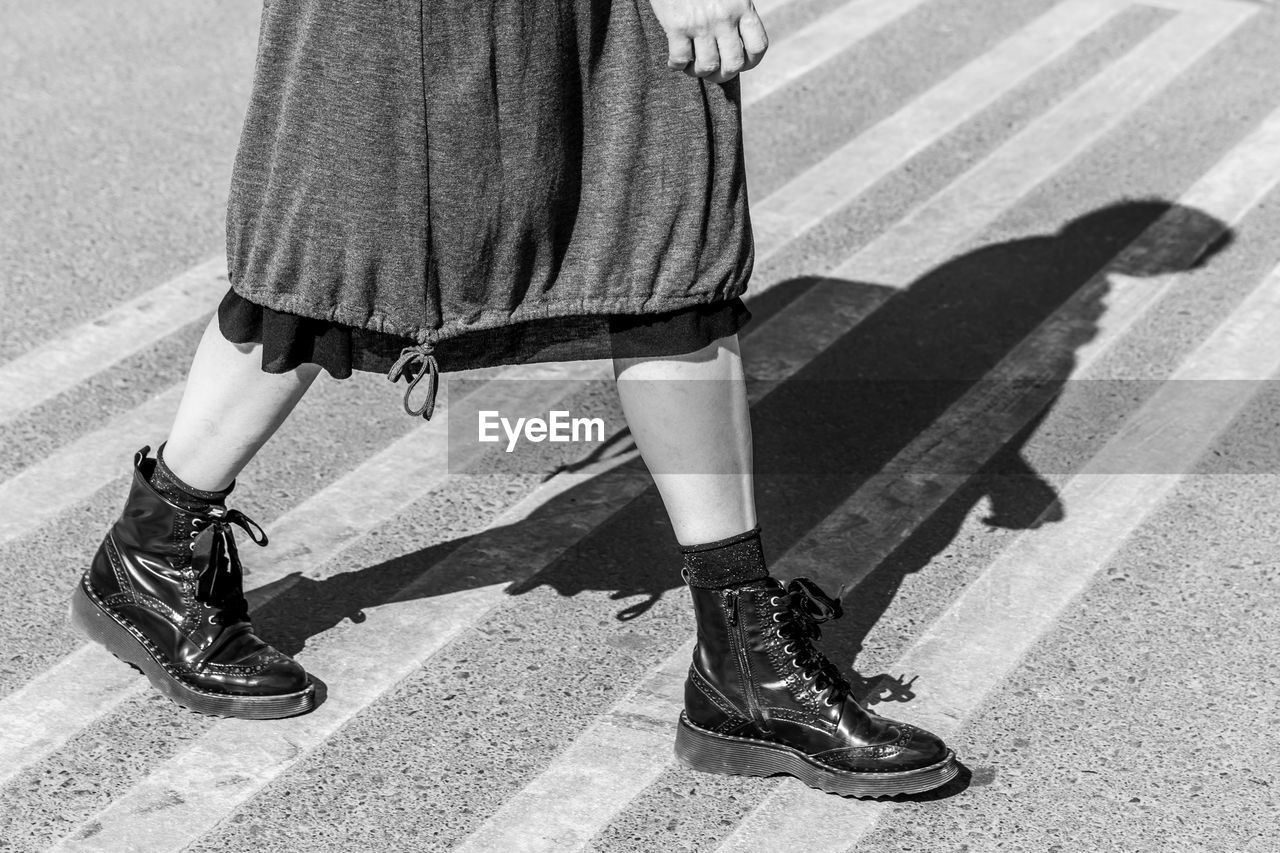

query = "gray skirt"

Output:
[[224, 0, 756, 381]]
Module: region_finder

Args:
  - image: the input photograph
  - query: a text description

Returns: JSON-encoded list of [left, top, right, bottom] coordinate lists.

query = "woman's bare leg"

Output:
[[162, 316, 321, 491], [612, 334, 756, 545]]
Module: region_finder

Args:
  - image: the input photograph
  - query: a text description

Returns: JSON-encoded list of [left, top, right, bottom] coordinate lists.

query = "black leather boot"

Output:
[[69, 447, 315, 718], [676, 575, 957, 796]]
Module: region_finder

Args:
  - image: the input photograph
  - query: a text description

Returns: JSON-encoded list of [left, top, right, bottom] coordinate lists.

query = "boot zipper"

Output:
[[725, 589, 764, 727]]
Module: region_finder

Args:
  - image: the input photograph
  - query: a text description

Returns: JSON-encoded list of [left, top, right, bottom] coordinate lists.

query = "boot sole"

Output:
[[675, 712, 958, 798], [68, 576, 316, 720]]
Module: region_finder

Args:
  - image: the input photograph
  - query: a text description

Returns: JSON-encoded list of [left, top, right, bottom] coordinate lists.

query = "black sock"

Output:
[[150, 443, 231, 511], [681, 526, 770, 589]]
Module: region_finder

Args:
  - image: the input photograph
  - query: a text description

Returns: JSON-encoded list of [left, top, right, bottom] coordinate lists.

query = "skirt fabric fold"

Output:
[[223, 0, 755, 380]]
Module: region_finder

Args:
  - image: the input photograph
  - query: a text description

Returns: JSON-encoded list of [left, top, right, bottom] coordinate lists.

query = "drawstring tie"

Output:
[[387, 342, 440, 420]]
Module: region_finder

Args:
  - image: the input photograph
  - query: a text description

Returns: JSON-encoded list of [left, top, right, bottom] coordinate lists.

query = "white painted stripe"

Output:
[[455, 642, 696, 853], [0, 386, 184, 544], [453, 95, 1280, 853], [48, 455, 652, 852], [0, 363, 610, 787], [0, 255, 891, 793], [715, 101, 1280, 853], [715, 255, 1280, 853], [0, 259, 226, 426], [0, 357, 607, 548], [838, 3, 1253, 286], [0, 643, 140, 778], [780, 97, 1280, 595], [741, 0, 932, 108], [1139, 0, 1254, 11], [752, 0, 1127, 261], [40, 263, 891, 849]]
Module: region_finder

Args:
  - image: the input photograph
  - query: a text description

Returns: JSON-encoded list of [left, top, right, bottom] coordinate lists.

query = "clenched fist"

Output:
[[646, 0, 769, 83]]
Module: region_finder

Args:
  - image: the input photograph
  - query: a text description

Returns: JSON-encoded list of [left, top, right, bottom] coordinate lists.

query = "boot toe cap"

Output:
[[819, 720, 951, 773], [887, 722, 950, 771], [188, 648, 311, 697], [246, 651, 310, 695]]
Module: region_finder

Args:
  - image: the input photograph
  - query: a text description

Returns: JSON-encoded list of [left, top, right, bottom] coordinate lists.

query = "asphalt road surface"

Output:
[[2, 0, 1278, 850]]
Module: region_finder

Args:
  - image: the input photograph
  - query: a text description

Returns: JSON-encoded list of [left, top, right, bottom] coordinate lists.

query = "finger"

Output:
[[738, 11, 769, 70], [714, 30, 745, 82], [667, 33, 694, 71], [689, 35, 720, 78]]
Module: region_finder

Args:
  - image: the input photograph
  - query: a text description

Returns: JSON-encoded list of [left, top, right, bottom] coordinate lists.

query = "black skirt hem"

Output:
[[217, 288, 752, 378]]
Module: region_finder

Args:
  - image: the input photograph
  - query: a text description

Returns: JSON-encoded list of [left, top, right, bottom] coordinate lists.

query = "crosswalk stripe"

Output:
[[40, 202, 911, 840], [0, 361, 608, 787], [1137, 0, 1254, 11], [449, 88, 1280, 853], [0, 219, 895, 790], [741, 0, 932, 108], [712, 249, 1280, 853], [48, 458, 652, 852], [0, 260, 225, 427], [751, 0, 1128, 262], [40, 246, 900, 849], [0, 0, 888, 429], [0, 385, 185, 544], [837, 1, 1253, 287], [775, 97, 1280, 595], [455, 640, 695, 853]]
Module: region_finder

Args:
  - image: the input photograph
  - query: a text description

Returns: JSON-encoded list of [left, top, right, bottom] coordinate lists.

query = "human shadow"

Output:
[[250, 200, 1231, 713]]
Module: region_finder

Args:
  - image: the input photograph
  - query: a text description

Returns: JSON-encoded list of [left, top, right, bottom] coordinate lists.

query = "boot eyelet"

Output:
[[771, 613, 784, 623], [768, 596, 781, 607], [782, 642, 796, 655], [188, 542, 196, 551]]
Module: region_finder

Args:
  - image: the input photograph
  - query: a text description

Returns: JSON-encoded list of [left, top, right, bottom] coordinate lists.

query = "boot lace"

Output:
[[768, 578, 849, 707], [189, 507, 268, 627]]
